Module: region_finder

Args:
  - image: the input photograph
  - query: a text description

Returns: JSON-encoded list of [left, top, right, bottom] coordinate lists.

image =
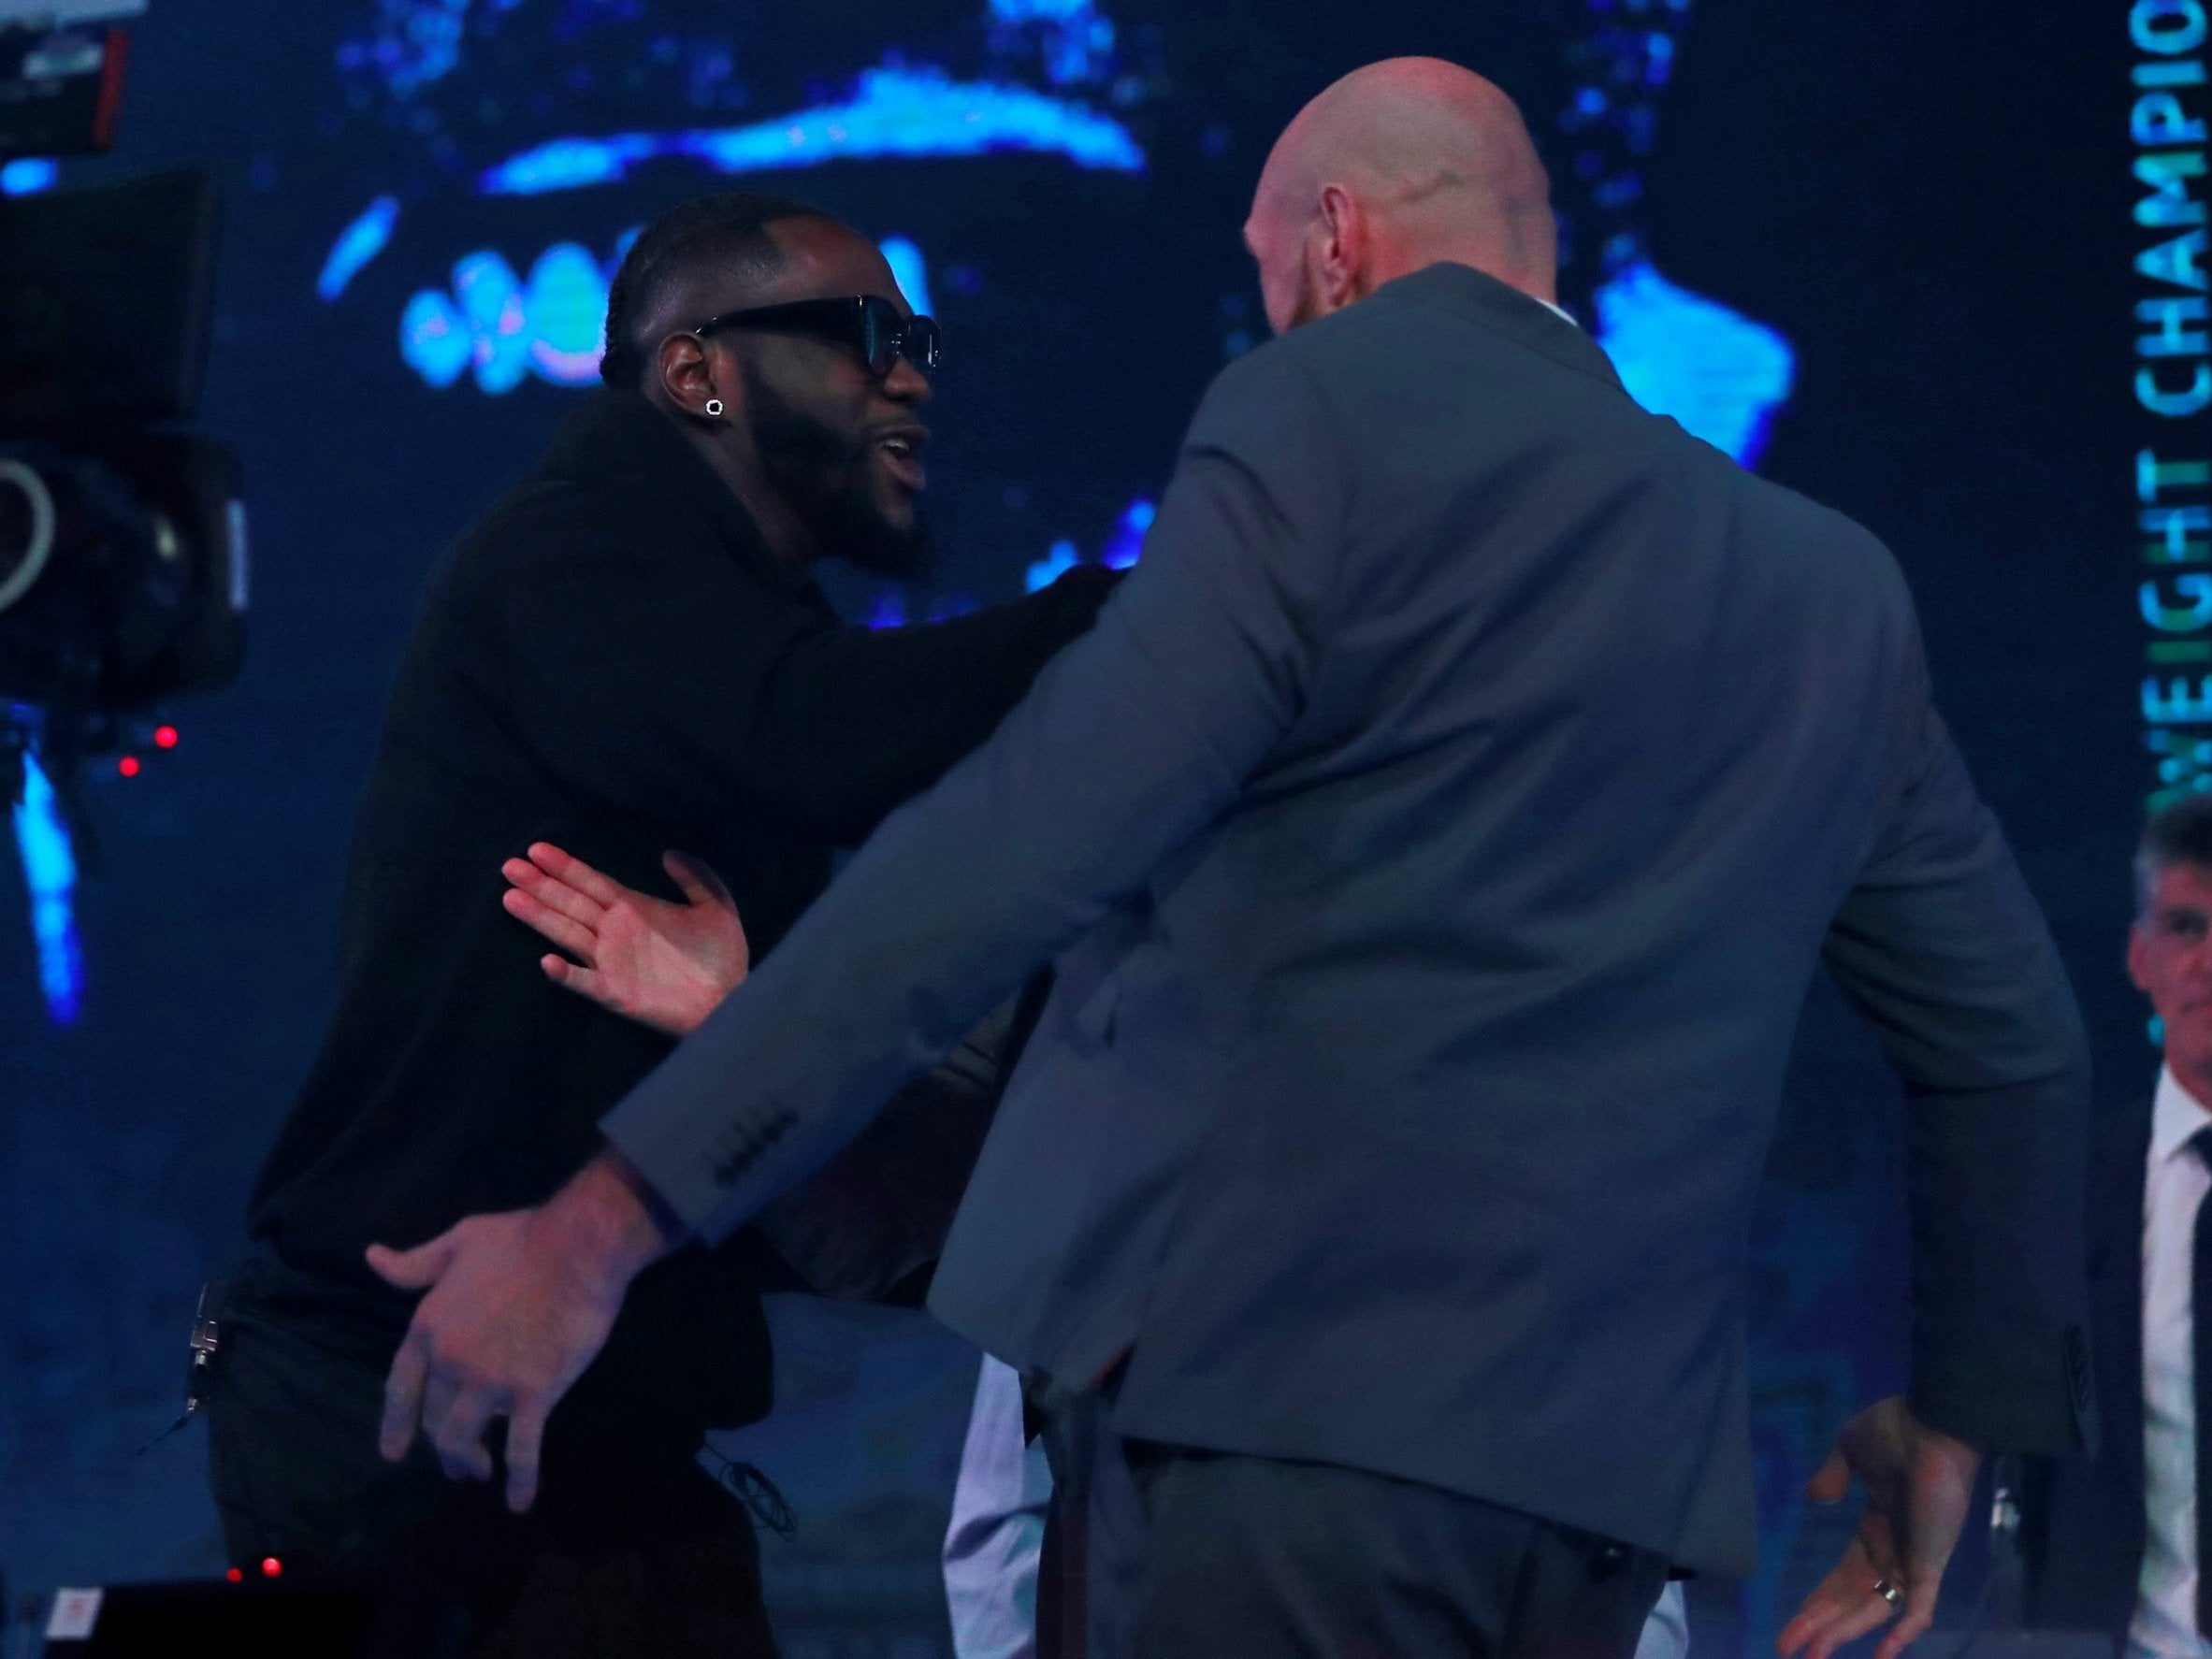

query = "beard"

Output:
[[1286, 252, 1329, 331], [740, 363, 933, 580]]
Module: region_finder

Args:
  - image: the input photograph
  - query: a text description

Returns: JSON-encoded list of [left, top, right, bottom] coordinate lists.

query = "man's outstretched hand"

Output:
[[501, 843, 748, 1037], [1778, 1397, 1982, 1659], [368, 1152, 679, 1512]]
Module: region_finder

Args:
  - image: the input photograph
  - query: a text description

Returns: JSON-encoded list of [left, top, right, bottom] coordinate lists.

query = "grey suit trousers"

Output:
[[1041, 1394, 1670, 1659]]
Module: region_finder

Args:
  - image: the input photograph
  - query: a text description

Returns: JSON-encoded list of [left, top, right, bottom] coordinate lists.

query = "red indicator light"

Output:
[[225, 1567, 243, 1583], [153, 726, 179, 750], [261, 1557, 282, 1579], [117, 756, 140, 778]]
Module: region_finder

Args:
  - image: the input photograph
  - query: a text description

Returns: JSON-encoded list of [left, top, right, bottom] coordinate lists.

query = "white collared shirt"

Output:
[[2132, 1066, 2212, 1659], [945, 1356, 1054, 1659]]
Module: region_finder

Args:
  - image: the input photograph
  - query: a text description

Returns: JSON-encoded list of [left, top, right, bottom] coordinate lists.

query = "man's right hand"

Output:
[[1778, 1396, 1982, 1659], [369, 1150, 676, 1512], [501, 843, 748, 1036]]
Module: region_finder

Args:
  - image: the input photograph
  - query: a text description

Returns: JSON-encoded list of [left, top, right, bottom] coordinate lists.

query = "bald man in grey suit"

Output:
[[373, 58, 2095, 1658]]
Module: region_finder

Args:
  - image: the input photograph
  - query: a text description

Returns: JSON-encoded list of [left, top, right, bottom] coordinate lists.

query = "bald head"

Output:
[[1246, 58, 1557, 334]]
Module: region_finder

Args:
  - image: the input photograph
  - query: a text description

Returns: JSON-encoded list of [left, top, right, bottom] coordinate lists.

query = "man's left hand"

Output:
[[1778, 1396, 1982, 1659], [369, 1151, 677, 1512]]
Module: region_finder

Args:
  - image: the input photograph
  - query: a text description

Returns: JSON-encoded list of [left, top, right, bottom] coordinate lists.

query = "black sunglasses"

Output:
[[692, 295, 942, 378]]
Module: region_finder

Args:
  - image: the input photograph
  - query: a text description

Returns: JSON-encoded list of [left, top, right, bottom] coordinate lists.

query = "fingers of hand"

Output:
[[1777, 1609, 1836, 1659], [1778, 1542, 1876, 1659], [502, 887, 600, 964], [664, 850, 735, 910], [1784, 1551, 1902, 1659], [1776, 1598, 1834, 1659], [505, 858, 607, 933], [541, 956, 615, 1013], [663, 850, 711, 903], [1779, 1585, 1865, 1659], [1778, 1588, 1845, 1656], [379, 1334, 429, 1462], [528, 843, 625, 908], [365, 1230, 460, 1291], [1803, 1591, 1904, 1659], [422, 1365, 501, 1483], [1874, 1491, 1961, 1659], [1805, 1447, 1854, 1504], [505, 1398, 548, 1513], [1870, 1577, 1941, 1659]]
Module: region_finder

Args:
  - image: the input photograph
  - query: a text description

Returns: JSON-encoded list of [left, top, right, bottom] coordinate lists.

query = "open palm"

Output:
[[1778, 1396, 1980, 1659], [500, 842, 748, 1036]]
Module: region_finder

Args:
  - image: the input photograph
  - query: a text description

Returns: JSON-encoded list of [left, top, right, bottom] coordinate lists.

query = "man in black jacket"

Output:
[[204, 192, 1115, 1654], [2025, 794, 2212, 1659]]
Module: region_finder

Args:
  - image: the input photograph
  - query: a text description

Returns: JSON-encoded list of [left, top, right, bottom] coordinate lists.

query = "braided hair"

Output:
[[599, 191, 831, 388]]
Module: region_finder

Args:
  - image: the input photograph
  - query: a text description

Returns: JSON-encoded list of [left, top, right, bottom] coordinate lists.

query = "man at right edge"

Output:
[[376, 58, 2099, 1657]]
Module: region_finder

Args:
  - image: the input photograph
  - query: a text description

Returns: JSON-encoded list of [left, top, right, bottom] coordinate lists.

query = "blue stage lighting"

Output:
[[338, 0, 470, 98], [880, 238, 933, 316], [1553, 0, 1796, 470], [608, 224, 643, 275], [1025, 540, 1080, 593], [399, 289, 473, 388], [400, 236, 936, 393], [480, 134, 658, 195], [1101, 498, 1154, 570], [1593, 259, 1796, 468], [524, 242, 610, 385], [480, 65, 1143, 196], [318, 195, 401, 301], [0, 157, 59, 195], [452, 252, 532, 394], [11, 750, 83, 1024]]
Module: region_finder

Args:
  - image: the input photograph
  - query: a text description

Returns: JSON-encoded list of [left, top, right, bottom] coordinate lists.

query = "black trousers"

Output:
[[203, 1291, 779, 1659], [1040, 1396, 1668, 1659]]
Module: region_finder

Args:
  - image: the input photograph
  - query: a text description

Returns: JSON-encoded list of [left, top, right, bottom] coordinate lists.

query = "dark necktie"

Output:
[[2190, 1126, 2212, 1636]]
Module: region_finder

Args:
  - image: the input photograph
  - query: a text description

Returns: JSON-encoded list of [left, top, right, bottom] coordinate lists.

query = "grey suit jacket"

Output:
[[604, 261, 2095, 1576]]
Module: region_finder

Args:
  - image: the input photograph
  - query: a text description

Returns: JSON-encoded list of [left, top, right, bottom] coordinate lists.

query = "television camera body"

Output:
[[0, 0, 243, 844]]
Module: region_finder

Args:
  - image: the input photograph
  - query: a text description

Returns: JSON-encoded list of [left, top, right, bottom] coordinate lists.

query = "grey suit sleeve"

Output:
[[747, 999, 1016, 1302], [1821, 617, 2095, 1457], [600, 347, 1342, 1241]]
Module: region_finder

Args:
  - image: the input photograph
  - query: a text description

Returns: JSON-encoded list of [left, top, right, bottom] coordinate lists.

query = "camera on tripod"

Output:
[[1, 0, 243, 1021], [0, 167, 245, 786]]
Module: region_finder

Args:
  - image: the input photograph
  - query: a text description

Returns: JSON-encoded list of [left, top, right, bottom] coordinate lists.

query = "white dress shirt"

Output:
[[945, 1355, 1055, 1659], [2132, 1065, 2212, 1659]]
